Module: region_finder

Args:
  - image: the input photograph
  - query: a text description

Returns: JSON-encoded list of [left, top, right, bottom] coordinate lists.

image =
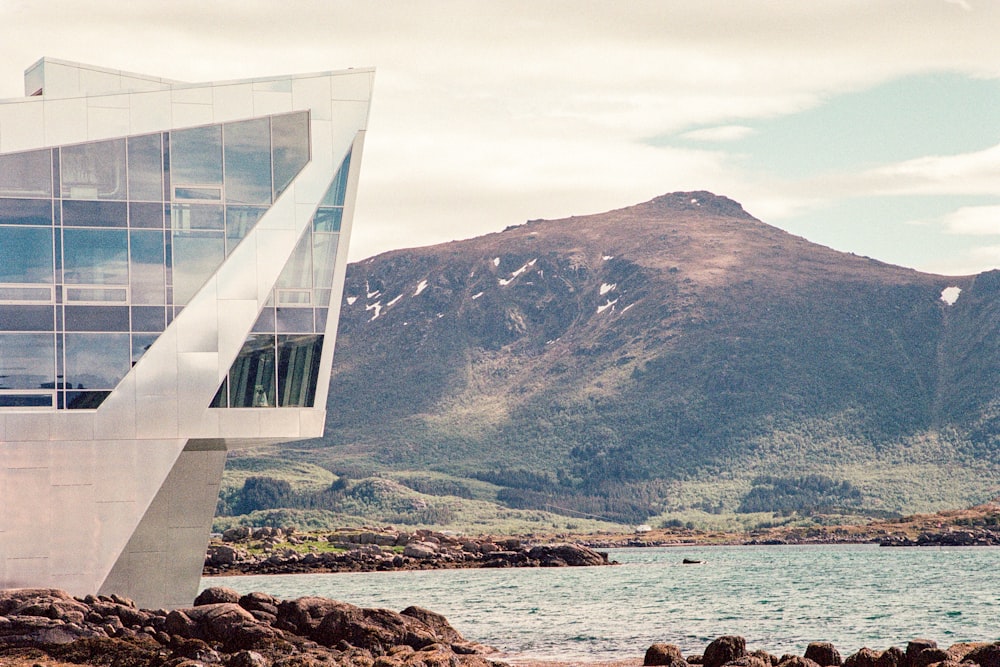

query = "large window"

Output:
[[0, 226, 53, 284], [225, 118, 272, 205], [61, 139, 126, 200], [62, 228, 128, 285]]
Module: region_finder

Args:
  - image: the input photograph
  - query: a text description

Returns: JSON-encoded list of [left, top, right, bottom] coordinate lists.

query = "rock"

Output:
[[526, 543, 608, 566], [777, 658, 821, 667], [805, 642, 843, 666], [704, 636, 747, 667], [311, 602, 440, 652], [912, 648, 950, 667], [964, 642, 1000, 667], [229, 649, 270, 667], [194, 586, 242, 606], [906, 640, 938, 666], [845, 648, 881, 667], [276, 596, 351, 635], [400, 606, 465, 644], [877, 647, 905, 667], [403, 542, 438, 559], [646, 642, 686, 665]]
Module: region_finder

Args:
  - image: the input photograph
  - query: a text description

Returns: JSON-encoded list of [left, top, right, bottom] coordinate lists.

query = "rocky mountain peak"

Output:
[[645, 190, 755, 219]]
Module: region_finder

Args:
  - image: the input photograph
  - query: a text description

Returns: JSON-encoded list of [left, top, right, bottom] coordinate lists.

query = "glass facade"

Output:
[[0, 111, 317, 410], [210, 150, 350, 408]]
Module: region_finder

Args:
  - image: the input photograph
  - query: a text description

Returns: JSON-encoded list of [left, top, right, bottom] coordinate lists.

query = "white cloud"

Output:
[[679, 125, 756, 142], [942, 206, 1000, 235]]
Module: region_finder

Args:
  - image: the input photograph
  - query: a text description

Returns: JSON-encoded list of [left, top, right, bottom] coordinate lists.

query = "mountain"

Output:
[[264, 192, 1000, 525]]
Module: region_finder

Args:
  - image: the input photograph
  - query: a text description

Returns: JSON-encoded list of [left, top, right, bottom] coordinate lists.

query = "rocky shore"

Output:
[[641, 635, 1000, 667], [205, 526, 612, 576], [0, 586, 503, 666], [3, 591, 999, 667]]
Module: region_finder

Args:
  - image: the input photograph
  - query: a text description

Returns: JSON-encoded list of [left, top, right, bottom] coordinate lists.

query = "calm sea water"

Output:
[[200, 545, 1000, 663]]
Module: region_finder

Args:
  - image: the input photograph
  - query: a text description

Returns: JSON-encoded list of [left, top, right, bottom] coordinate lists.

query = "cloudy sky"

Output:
[[3, 1, 1000, 275]]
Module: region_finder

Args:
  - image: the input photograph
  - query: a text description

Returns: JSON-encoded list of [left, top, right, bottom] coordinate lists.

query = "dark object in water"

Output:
[[682, 558, 703, 564]]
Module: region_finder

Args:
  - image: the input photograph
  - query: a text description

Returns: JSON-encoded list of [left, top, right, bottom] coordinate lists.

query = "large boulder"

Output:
[[276, 596, 353, 635], [311, 602, 440, 652], [805, 642, 843, 667], [845, 648, 881, 667], [400, 606, 465, 644], [646, 642, 686, 666], [0, 588, 90, 623], [704, 635, 747, 667], [195, 586, 241, 606], [964, 643, 1000, 667], [526, 544, 608, 567]]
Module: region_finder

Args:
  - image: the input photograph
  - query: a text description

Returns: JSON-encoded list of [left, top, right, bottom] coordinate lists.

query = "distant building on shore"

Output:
[[0, 58, 372, 608]]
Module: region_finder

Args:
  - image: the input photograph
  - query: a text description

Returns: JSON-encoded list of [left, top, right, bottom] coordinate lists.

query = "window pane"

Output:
[[0, 332, 55, 390], [225, 117, 272, 205], [127, 133, 163, 201], [65, 390, 110, 409], [131, 306, 165, 332], [61, 139, 127, 200], [312, 207, 342, 232], [312, 232, 339, 289], [276, 307, 314, 333], [64, 306, 129, 331], [131, 333, 159, 365], [171, 230, 224, 304], [225, 206, 266, 253], [277, 334, 323, 407], [130, 230, 165, 304], [276, 231, 312, 289], [0, 198, 52, 225], [62, 200, 127, 227], [129, 202, 164, 228], [62, 228, 128, 284], [320, 149, 351, 206], [172, 204, 224, 230], [170, 125, 222, 186], [271, 111, 310, 199], [64, 332, 130, 390], [0, 149, 52, 197], [227, 334, 275, 407], [0, 226, 53, 283], [0, 305, 53, 331]]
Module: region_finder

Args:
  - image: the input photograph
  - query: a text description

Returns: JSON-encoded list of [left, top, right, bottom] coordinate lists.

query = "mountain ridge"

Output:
[[251, 191, 1000, 526]]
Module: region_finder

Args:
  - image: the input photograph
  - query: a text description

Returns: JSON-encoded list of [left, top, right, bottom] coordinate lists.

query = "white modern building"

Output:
[[0, 58, 372, 608]]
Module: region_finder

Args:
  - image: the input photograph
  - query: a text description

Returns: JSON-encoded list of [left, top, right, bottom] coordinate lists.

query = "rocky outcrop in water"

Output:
[[0, 587, 502, 666], [205, 527, 612, 575], [645, 637, 1000, 667]]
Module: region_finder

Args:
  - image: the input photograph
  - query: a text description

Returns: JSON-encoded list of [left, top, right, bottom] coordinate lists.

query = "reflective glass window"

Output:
[[271, 111, 310, 199], [65, 390, 110, 409], [64, 306, 129, 331], [225, 117, 272, 205], [0, 226, 53, 284], [276, 232, 312, 289], [225, 206, 266, 253], [62, 228, 128, 284], [277, 334, 323, 407], [276, 307, 314, 333], [130, 230, 166, 304], [0, 149, 52, 198], [61, 139, 127, 200], [315, 307, 328, 332], [0, 332, 55, 390], [175, 186, 221, 201], [312, 232, 339, 289], [64, 332, 130, 390], [171, 230, 224, 304], [131, 306, 165, 332], [0, 394, 53, 408], [0, 305, 53, 331], [228, 334, 275, 407], [129, 202, 164, 229], [251, 307, 275, 333], [172, 204, 224, 230], [170, 125, 222, 186], [313, 207, 342, 232], [320, 150, 351, 207], [62, 200, 127, 227], [131, 333, 159, 365], [127, 133, 164, 201], [0, 198, 52, 225], [0, 286, 52, 302], [64, 287, 127, 303]]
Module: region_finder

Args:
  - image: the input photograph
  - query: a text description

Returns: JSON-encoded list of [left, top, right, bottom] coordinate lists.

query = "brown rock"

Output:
[[877, 647, 905, 667], [312, 603, 439, 652], [777, 657, 821, 667], [704, 636, 747, 667], [645, 642, 685, 665], [845, 648, 881, 667], [805, 642, 843, 667], [277, 596, 352, 635], [964, 642, 1000, 667], [400, 606, 465, 644], [195, 586, 242, 606]]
